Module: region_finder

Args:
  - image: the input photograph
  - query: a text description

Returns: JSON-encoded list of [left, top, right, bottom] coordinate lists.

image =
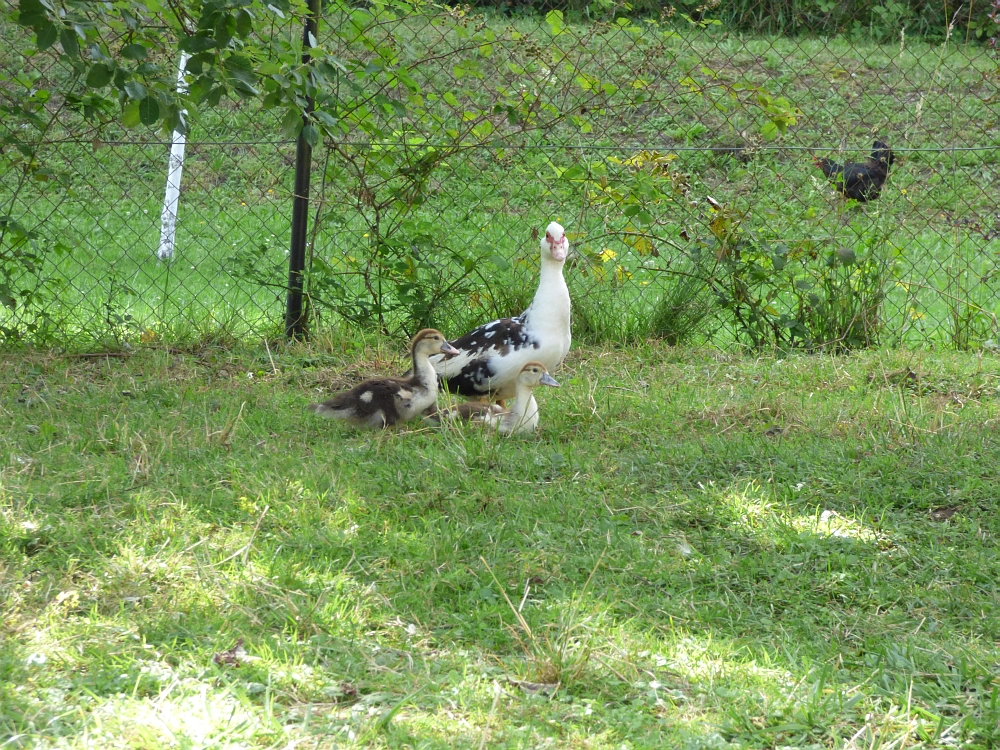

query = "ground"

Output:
[[2, 338, 1000, 748]]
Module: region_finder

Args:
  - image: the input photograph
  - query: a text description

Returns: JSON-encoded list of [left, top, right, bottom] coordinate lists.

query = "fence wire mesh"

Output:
[[2, 3, 1000, 351]]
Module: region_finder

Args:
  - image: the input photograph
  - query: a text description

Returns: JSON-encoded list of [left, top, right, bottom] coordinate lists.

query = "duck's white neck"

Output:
[[510, 382, 534, 417], [411, 349, 438, 391], [503, 383, 540, 433], [524, 257, 569, 327]]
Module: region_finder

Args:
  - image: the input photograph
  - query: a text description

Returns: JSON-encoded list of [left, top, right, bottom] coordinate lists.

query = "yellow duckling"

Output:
[[309, 329, 459, 428], [433, 361, 559, 435]]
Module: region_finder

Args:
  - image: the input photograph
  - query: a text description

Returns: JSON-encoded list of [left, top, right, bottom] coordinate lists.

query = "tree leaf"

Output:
[[761, 121, 778, 141], [138, 95, 159, 125], [301, 124, 319, 147], [313, 110, 338, 128], [59, 27, 79, 57], [235, 9, 253, 38], [35, 22, 57, 50], [215, 14, 235, 49], [471, 119, 493, 139], [179, 34, 216, 53], [281, 108, 303, 139], [124, 81, 147, 100], [17, 0, 49, 28], [85, 63, 113, 88], [121, 43, 147, 60], [545, 9, 564, 35], [122, 101, 141, 128]]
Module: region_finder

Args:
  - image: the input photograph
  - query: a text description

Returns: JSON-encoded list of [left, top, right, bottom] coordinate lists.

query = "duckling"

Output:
[[434, 361, 559, 435], [309, 329, 460, 428]]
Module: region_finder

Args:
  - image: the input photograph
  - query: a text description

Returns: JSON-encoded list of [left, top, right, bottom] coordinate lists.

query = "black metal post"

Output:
[[285, 0, 319, 340]]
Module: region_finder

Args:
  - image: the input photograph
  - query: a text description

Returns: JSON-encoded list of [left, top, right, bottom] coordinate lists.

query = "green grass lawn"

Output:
[[3, 337, 1000, 747]]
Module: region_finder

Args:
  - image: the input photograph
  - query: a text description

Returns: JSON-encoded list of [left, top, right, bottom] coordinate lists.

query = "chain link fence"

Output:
[[2, 2, 1000, 351]]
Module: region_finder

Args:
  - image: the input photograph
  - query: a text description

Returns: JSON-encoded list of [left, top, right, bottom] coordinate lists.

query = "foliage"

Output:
[[557, 155, 898, 351], [291, 6, 659, 334], [689, 201, 898, 351], [469, 0, 995, 42]]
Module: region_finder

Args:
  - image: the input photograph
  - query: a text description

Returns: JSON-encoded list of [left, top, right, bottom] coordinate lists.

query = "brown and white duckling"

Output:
[[309, 329, 459, 429], [434, 361, 559, 435]]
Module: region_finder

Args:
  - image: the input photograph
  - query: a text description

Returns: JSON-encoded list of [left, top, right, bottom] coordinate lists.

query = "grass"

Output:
[[3, 16, 1000, 348], [3, 336, 1000, 747]]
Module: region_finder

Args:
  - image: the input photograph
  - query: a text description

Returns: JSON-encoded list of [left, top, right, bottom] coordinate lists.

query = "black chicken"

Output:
[[813, 139, 895, 202]]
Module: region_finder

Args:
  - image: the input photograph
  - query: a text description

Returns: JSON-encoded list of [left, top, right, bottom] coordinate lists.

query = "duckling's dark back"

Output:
[[312, 379, 405, 425]]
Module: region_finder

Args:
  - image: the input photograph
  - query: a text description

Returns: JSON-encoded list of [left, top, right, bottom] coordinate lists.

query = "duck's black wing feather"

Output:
[[437, 316, 540, 397]]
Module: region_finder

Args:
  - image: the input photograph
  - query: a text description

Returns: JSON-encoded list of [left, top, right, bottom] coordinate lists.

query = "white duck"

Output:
[[434, 361, 560, 435], [309, 329, 459, 428], [432, 221, 571, 402]]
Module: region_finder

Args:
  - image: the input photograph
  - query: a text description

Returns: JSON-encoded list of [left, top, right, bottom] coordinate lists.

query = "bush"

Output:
[[472, 0, 994, 41]]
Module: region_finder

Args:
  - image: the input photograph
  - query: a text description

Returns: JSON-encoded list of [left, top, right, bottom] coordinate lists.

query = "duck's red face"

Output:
[[544, 223, 568, 262]]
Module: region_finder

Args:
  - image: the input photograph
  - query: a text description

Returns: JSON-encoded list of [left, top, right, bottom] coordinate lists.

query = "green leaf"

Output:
[[59, 27, 79, 58], [443, 91, 459, 107], [125, 81, 146, 100], [490, 254, 510, 271], [471, 120, 493, 139], [85, 63, 113, 88], [35, 22, 57, 50], [179, 34, 215, 53], [281, 108, 303, 139], [478, 43, 493, 57], [122, 101, 141, 128], [545, 9, 564, 35], [17, 0, 49, 27], [761, 121, 779, 141], [562, 164, 586, 180], [121, 43, 147, 60], [301, 124, 319, 148], [235, 9, 253, 38], [215, 14, 235, 49], [138, 95, 159, 125], [314, 110, 338, 128]]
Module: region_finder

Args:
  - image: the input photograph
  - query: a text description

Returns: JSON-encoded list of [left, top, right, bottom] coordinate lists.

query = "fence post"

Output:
[[156, 51, 191, 262], [285, 0, 320, 340]]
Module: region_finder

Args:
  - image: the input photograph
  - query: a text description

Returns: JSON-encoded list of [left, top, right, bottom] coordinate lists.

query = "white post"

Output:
[[157, 51, 191, 261]]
